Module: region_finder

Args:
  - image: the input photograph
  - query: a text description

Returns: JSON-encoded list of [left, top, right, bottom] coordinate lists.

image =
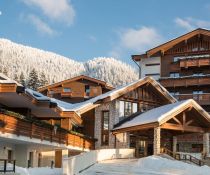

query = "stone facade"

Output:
[[203, 133, 209, 156], [94, 100, 129, 149], [153, 127, 161, 155]]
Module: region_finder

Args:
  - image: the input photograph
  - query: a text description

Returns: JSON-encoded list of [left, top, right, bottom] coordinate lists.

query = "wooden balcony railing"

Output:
[[160, 75, 210, 88], [174, 93, 210, 105], [180, 57, 210, 68], [0, 112, 95, 150]]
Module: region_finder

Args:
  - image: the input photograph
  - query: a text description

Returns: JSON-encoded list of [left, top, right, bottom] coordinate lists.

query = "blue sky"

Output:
[[1, 0, 210, 65]]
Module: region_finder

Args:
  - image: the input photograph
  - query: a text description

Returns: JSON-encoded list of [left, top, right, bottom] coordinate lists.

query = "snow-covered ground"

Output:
[[3, 164, 62, 175], [80, 156, 210, 175], [15, 167, 62, 175]]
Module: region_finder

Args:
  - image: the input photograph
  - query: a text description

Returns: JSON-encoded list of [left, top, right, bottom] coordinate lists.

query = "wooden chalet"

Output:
[[132, 28, 210, 113], [0, 72, 210, 168], [38, 75, 114, 103]]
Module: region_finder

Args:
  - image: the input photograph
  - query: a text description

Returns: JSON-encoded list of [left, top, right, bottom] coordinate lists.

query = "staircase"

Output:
[[160, 147, 205, 166]]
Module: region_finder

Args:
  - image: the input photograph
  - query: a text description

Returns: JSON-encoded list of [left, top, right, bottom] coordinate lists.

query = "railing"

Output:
[[0, 113, 95, 150], [0, 159, 15, 173], [161, 147, 205, 166], [180, 57, 210, 68], [174, 93, 210, 105], [160, 75, 210, 87]]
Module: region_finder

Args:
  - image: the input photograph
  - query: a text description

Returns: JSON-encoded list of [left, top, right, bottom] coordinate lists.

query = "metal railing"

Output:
[[0, 159, 16, 173], [161, 147, 205, 166]]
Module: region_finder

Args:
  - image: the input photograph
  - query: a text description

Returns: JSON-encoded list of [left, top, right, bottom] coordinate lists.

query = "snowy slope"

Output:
[[0, 39, 138, 87], [80, 156, 210, 175]]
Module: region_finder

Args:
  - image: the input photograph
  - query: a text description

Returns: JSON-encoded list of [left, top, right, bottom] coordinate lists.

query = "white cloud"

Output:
[[109, 26, 163, 58], [22, 0, 75, 25], [175, 17, 210, 31], [27, 14, 56, 36], [175, 18, 194, 31], [0, 11, 2, 16], [88, 35, 97, 42]]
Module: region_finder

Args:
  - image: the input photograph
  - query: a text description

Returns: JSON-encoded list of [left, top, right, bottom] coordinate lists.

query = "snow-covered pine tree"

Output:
[[19, 72, 26, 86], [27, 68, 39, 90], [39, 72, 49, 87], [14, 73, 19, 82], [3, 67, 8, 76]]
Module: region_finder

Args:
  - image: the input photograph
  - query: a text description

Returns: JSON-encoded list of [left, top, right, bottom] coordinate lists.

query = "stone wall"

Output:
[[94, 100, 129, 149]]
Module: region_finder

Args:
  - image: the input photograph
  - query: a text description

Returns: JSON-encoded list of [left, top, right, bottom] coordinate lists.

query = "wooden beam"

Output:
[[173, 116, 182, 125], [112, 122, 159, 134], [186, 119, 194, 126], [160, 123, 205, 133]]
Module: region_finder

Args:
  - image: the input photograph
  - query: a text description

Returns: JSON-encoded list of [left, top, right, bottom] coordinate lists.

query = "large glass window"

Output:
[[101, 111, 109, 145], [124, 102, 132, 116]]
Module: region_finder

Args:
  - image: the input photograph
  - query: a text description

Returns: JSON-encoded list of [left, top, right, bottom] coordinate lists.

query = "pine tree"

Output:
[[14, 73, 19, 82], [27, 68, 39, 90], [3, 67, 8, 76], [19, 72, 26, 86], [39, 72, 48, 87]]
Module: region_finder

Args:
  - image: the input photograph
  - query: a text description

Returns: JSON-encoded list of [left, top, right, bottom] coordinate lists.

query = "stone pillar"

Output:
[[203, 133, 209, 157], [173, 136, 177, 153], [153, 127, 161, 155]]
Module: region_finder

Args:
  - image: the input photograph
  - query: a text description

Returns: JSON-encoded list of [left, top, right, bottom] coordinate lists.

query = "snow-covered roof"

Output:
[[25, 89, 50, 101], [0, 73, 22, 86], [64, 76, 176, 114], [113, 99, 210, 131]]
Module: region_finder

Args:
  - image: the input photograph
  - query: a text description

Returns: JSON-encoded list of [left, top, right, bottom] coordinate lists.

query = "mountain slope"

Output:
[[0, 39, 138, 87]]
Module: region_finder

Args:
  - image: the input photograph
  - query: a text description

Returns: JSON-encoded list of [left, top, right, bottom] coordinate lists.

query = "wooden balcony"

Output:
[[180, 57, 210, 68], [174, 93, 210, 105], [61, 92, 72, 97], [160, 75, 210, 88], [0, 112, 95, 150]]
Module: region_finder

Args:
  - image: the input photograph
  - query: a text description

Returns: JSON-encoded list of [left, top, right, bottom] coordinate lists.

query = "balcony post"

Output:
[[203, 133, 209, 158]]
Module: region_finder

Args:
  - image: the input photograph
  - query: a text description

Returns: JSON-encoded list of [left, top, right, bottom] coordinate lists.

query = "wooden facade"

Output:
[[0, 113, 94, 150], [133, 28, 210, 113], [38, 75, 113, 103]]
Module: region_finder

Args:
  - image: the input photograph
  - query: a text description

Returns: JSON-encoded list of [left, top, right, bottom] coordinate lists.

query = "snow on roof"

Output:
[[114, 100, 192, 131], [70, 76, 176, 112], [23, 76, 176, 114], [25, 89, 51, 101], [0, 73, 22, 86]]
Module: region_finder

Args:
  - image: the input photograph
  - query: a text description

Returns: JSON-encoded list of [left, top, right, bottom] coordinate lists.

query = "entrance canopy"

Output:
[[113, 99, 210, 134]]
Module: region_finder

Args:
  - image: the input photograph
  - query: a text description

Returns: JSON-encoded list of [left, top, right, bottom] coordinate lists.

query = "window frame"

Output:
[[101, 111, 109, 146]]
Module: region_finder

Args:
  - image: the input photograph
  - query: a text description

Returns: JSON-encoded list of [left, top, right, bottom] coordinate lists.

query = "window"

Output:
[[63, 88, 71, 93], [145, 73, 160, 76], [101, 111, 109, 145], [124, 102, 132, 116], [193, 73, 203, 76], [119, 101, 138, 120], [193, 90, 203, 94], [85, 85, 90, 96], [145, 63, 160, 66], [170, 92, 180, 96], [173, 57, 180, 62], [170, 72, 179, 78]]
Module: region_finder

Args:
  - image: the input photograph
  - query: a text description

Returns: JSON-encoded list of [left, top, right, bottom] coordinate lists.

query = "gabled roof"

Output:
[[61, 76, 176, 115], [113, 99, 210, 133], [0, 73, 24, 93], [132, 28, 210, 60], [38, 75, 114, 92]]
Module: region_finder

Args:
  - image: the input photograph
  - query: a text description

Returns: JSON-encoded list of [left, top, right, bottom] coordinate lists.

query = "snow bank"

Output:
[[16, 166, 62, 175], [137, 155, 210, 175]]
